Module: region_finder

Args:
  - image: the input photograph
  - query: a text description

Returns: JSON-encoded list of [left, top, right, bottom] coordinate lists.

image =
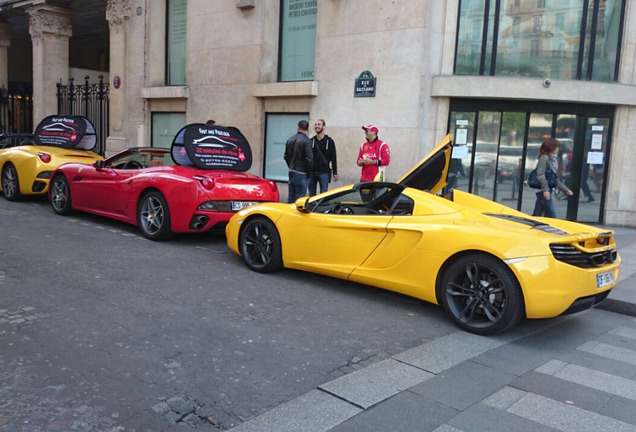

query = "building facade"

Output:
[[1, 0, 635, 226]]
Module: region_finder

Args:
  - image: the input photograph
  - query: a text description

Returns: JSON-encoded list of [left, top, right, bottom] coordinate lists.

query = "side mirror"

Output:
[[93, 160, 105, 170], [295, 197, 310, 213]]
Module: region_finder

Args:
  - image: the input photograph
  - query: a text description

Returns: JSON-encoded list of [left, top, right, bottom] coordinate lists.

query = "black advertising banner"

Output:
[[171, 123, 252, 171], [34, 115, 96, 150]]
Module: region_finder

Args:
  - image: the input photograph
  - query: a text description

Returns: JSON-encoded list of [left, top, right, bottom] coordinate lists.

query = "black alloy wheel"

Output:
[[50, 175, 75, 215], [1, 164, 21, 201], [137, 191, 173, 241], [239, 217, 283, 273], [440, 254, 524, 335]]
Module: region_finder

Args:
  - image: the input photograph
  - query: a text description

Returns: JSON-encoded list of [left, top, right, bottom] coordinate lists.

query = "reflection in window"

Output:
[[167, 0, 187, 85], [456, 0, 625, 81], [279, 0, 317, 82], [151, 112, 185, 148]]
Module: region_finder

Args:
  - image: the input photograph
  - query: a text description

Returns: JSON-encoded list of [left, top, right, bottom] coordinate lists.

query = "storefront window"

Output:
[[264, 113, 309, 181], [151, 112, 185, 148], [455, 0, 625, 81], [449, 100, 614, 224], [279, 0, 317, 82]]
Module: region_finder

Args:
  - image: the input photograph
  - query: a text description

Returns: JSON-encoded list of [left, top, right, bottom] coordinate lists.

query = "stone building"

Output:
[[1, 0, 635, 226]]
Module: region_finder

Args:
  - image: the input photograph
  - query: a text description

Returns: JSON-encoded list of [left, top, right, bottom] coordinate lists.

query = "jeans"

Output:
[[287, 171, 308, 203], [532, 191, 557, 218], [308, 172, 329, 196]]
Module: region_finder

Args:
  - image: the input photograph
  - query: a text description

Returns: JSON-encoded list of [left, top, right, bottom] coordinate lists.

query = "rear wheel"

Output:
[[50, 175, 75, 215], [440, 254, 524, 335], [1, 164, 21, 201], [239, 217, 283, 273], [137, 191, 172, 241]]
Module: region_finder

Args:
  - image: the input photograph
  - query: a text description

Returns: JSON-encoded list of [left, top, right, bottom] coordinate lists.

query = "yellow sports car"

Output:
[[0, 115, 102, 201], [226, 135, 620, 334]]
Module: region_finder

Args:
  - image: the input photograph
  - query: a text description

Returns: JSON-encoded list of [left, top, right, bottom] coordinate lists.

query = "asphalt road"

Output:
[[0, 196, 458, 430]]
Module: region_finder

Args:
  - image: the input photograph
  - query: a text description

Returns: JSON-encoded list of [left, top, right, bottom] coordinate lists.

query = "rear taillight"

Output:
[[192, 175, 214, 190], [269, 181, 278, 192], [37, 152, 51, 163]]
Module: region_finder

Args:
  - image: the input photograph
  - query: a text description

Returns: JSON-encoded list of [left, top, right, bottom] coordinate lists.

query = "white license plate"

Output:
[[232, 201, 258, 211], [596, 271, 615, 288]]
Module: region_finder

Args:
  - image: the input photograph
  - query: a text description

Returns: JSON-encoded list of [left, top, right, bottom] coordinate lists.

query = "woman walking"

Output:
[[532, 138, 573, 218]]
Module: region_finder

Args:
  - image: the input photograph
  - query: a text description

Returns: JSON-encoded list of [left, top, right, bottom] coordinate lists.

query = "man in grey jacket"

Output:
[[284, 120, 313, 203]]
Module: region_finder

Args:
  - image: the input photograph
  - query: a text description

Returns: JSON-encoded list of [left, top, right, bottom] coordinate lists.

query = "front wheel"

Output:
[[439, 254, 524, 335], [239, 217, 283, 273], [2, 164, 22, 201], [137, 191, 172, 241], [50, 175, 75, 215]]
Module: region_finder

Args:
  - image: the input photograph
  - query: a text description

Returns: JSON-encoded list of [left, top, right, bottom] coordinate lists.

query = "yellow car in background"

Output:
[[226, 135, 620, 335], [0, 115, 102, 201]]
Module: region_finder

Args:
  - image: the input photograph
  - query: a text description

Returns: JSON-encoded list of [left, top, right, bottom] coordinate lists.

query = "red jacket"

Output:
[[357, 139, 390, 181]]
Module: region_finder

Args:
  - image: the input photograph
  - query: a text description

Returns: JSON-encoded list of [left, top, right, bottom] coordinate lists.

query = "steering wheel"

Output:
[[337, 206, 354, 215], [121, 160, 142, 169]]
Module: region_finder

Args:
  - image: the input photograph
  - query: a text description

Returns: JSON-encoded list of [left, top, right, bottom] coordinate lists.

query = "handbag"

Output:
[[527, 168, 557, 189]]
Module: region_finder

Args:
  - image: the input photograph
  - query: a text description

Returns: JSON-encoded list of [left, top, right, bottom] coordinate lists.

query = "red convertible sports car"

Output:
[[49, 123, 279, 240]]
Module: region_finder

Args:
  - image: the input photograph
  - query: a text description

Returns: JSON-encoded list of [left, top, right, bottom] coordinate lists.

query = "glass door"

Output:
[[449, 99, 614, 224]]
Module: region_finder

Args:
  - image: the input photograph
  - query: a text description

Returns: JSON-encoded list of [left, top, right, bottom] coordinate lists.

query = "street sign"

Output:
[[354, 70, 376, 97]]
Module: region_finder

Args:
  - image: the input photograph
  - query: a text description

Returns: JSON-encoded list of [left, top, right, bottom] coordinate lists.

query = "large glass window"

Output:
[[455, 0, 625, 81], [279, 0, 317, 82], [166, 0, 187, 85], [264, 113, 309, 181], [449, 99, 614, 224], [151, 112, 185, 148]]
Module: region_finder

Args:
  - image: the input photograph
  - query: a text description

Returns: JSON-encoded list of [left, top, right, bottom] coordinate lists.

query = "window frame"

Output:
[[454, 0, 626, 81]]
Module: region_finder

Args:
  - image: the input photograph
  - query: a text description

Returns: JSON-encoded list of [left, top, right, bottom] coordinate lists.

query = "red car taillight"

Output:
[[269, 180, 278, 192], [37, 152, 51, 163], [192, 175, 215, 190]]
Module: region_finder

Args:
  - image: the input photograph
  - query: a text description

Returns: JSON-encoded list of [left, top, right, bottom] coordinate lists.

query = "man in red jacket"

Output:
[[357, 125, 390, 182]]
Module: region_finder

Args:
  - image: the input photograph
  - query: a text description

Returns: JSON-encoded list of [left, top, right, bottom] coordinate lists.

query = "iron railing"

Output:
[[0, 86, 33, 134], [57, 75, 109, 155]]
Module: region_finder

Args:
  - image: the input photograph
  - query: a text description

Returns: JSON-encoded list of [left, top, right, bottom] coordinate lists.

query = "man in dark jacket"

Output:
[[284, 120, 313, 203], [308, 119, 338, 196]]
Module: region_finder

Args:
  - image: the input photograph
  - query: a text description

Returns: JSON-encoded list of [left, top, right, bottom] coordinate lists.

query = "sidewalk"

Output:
[[597, 225, 636, 316], [227, 223, 636, 432]]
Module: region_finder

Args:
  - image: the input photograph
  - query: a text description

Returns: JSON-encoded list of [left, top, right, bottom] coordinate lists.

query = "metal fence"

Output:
[[57, 75, 109, 155], [0, 86, 33, 134]]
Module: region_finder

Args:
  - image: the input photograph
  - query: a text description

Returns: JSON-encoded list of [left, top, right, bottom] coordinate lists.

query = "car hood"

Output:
[[397, 134, 453, 194]]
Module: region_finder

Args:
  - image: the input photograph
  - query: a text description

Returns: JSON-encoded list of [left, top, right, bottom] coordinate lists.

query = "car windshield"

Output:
[[310, 184, 413, 216], [0, 135, 34, 149], [106, 150, 175, 169]]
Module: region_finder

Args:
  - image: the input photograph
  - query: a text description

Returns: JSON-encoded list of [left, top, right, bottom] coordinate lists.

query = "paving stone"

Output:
[[597, 332, 636, 352], [166, 396, 194, 415], [229, 390, 361, 432], [409, 360, 515, 411], [329, 391, 459, 432], [152, 401, 171, 415], [182, 413, 203, 427], [510, 371, 612, 412], [507, 392, 636, 432], [548, 363, 636, 401], [432, 426, 466, 432], [481, 386, 527, 410], [319, 359, 433, 409], [393, 331, 506, 374], [599, 395, 636, 426], [577, 341, 636, 366], [553, 347, 636, 380], [472, 340, 555, 376], [448, 402, 556, 432]]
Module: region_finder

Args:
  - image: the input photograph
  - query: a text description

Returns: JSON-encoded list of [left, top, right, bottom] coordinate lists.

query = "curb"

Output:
[[594, 298, 636, 318]]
